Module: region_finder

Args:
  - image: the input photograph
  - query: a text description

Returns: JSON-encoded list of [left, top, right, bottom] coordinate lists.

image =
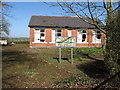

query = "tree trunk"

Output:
[[104, 2, 120, 76], [104, 32, 120, 76]]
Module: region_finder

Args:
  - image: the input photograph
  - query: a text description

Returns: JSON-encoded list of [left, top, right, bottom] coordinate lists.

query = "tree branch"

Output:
[[74, 2, 91, 19], [111, 4, 120, 13], [63, 2, 95, 25], [103, 0, 109, 12], [63, 2, 106, 34]]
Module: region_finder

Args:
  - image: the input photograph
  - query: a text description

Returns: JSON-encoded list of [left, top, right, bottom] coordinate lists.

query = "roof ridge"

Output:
[[32, 15, 86, 18]]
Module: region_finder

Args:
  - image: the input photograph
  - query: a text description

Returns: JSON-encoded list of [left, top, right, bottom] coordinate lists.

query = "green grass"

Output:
[[73, 56, 85, 61], [60, 47, 103, 56], [24, 70, 38, 78], [50, 76, 57, 80], [74, 47, 103, 56]]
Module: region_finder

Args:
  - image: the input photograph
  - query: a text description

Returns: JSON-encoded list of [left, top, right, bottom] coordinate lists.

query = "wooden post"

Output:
[[71, 48, 73, 64], [59, 48, 61, 63]]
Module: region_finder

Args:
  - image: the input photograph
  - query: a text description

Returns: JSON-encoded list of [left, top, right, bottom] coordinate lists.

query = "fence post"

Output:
[[59, 48, 61, 63], [71, 48, 73, 64]]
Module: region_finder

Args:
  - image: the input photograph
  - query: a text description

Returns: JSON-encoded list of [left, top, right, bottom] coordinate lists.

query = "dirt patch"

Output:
[[2, 44, 118, 88]]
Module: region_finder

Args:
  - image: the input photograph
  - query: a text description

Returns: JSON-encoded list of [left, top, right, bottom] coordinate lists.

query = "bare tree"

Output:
[[0, 1, 11, 39], [49, 1, 120, 76]]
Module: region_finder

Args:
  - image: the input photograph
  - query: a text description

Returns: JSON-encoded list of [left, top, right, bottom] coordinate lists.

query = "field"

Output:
[[2, 44, 114, 88]]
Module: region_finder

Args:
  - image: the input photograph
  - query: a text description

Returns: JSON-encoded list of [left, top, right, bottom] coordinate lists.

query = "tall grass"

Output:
[[74, 47, 103, 56]]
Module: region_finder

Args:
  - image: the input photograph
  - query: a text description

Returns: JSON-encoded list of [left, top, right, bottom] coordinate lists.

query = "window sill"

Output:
[[77, 42, 88, 44], [32, 42, 47, 44], [49, 42, 55, 44], [92, 42, 101, 44]]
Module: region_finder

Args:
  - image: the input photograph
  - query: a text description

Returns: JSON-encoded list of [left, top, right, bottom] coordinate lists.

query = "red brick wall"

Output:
[[45, 28, 52, 43], [30, 28, 34, 46], [87, 29, 92, 43], [62, 29, 68, 36], [102, 31, 106, 46], [72, 29, 77, 42], [72, 29, 77, 37], [29, 28, 104, 48]]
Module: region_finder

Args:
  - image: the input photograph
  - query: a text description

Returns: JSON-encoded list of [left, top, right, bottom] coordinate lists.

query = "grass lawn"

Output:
[[2, 44, 112, 88]]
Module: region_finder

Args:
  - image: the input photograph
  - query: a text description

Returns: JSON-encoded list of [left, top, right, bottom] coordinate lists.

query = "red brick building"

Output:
[[28, 15, 105, 48]]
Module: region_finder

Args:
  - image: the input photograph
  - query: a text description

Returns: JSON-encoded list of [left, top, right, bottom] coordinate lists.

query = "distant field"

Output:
[[2, 44, 117, 88], [8, 37, 29, 44], [9, 37, 29, 41]]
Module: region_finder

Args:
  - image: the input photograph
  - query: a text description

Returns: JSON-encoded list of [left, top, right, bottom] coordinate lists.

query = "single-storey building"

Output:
[[28, 15, 105, 48]]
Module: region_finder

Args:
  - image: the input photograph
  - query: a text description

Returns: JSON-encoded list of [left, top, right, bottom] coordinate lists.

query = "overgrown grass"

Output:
[[61, 47, 103, 56], [74, 47, 103, 56], [59, 47, 103, 62]]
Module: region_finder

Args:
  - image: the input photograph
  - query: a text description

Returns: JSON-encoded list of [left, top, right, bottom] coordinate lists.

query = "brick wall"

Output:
[[62, 29, 68, 36], [30, 28, 34, 46], [29, 28, 105, 48]]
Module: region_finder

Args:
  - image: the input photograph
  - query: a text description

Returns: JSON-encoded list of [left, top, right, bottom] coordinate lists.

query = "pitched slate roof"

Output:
[[28, 15, 104, 28]]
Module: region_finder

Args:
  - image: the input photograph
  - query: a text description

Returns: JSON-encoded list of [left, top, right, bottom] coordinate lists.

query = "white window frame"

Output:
[[68, 30, 72, 37], [50, 29, 62, 43], [33, 28, 47, 43], [77, 30, 87, 43], [50, 29, 56, 43], [92, 30, 101, 43]]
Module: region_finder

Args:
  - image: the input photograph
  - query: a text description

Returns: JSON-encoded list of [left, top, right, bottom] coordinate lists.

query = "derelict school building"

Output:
[[28, 15, 105, 48]]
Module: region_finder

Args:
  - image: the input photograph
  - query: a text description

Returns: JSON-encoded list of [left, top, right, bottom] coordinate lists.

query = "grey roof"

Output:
[[28, 15, 104, 28]]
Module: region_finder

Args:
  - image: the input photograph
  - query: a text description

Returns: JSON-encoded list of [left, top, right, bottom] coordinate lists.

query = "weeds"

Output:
[[24, 69, 38, 78], [50, 76, 57, 80], [73, 56, 85, 61], [54, 74, 98, 88]]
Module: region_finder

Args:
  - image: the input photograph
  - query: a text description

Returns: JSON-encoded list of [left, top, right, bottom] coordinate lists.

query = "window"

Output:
[[77, 30, 87, 43], [96, 31, 101, 39], [34, 29, 45, 42], [40, 29, 45, 42], [82, 30, 86, 42], [51, 29, 62, 43], [56, 29, 62, 37], [68, 30, 72, 37], [92, 30, 101, 43]]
